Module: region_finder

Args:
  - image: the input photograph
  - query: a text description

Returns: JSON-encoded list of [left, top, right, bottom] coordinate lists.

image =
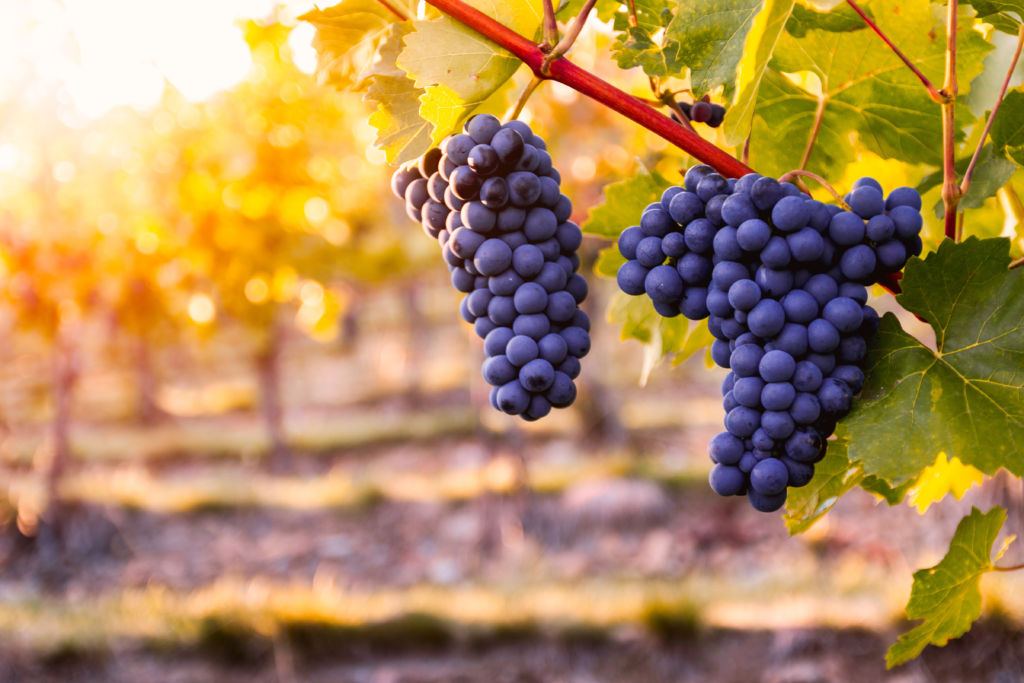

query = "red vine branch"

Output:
[[418, 0, 904, 293], [421, 0, 753, 178]]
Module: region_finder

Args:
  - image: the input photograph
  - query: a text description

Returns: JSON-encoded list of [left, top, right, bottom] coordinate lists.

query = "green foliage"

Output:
[[751, 0, 991, 177], [666, 0, 764, 98], [783, 429, 915, 533], [581, 166, 672, 239], [607, 293, 713, 380], [918, 145, 1017, 215], [784, 2, 870, 37], [887, 507, 1013, 667], [783, 433, 862, 534], [965, 0, 1024, 33], [610, 0, 679, 79], [991, 88, 1024, 166], [844, 238, 1024, 486], [721, 0, 795, 145]]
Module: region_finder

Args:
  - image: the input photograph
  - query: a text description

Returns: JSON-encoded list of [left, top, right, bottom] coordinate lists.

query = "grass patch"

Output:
[[0, 571, 928, 661], [6, 450, 710, 515], [641, 599, 703, 641]]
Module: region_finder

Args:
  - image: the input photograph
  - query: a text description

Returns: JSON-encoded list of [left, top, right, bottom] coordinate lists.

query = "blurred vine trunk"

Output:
[[133, 332, 165, 425], [403, 284, 426, 407], [39, 334, 78, 550], [258, 315, 289, 471], [575, 250, 626, 446]]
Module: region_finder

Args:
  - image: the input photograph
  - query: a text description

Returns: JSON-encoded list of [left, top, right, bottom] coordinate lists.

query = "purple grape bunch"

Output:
[[616, 165, 923, 511], [390, 114, 590, 421]]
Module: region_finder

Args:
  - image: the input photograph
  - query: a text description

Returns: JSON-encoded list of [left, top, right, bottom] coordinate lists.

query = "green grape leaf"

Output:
[[747, 69, 854, 178], [594, 245, 626, 278], [722, 0, 796, 145], [784, 427, 917, 534], [581, 166, 672, 239], [611, 25, 681, 79], [887, 507, 1013, 667], [610, 0, 680, 79], [558, 0, 622, 22], [965, 1, 1024, 33], [611, 0, 672, 33], [300, 0, 417, 90], [918, 145, 1017, 216], [991, 88, 1024, 166], [784, 2, 871, 38], [667, 318, 714, 366], [665, 0, 764, 98], [364, 24, 432, 164], [608, 293, 711, 381], [753, 0, 991, 176], [844, 237, 1024, 486], [783, 431, 864, 534], [397, 0, 540, 140], [608, 290, 661, 344]]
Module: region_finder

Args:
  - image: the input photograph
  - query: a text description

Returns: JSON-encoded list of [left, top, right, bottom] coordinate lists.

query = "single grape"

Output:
[[617, 261, 649, 295], [771, 196, 810, 232], [646, 264, 685, 304], [709, 464, 747, 496], [691, 101, 713, 123], [885, 187, 922, 211]]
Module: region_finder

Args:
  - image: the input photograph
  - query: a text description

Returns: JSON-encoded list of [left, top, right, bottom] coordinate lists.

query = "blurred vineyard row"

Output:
[[0, 14, 667, 543], [0, 20, 452, 534]]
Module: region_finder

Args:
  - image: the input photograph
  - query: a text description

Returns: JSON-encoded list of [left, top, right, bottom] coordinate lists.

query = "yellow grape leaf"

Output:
[[722, 0, 796, 145], [364, 24, 433, 163], [300, 0, 418, 90], [908, 453, 984, 514], [398, 0, 541, 137], [419, 79, 517, 146]]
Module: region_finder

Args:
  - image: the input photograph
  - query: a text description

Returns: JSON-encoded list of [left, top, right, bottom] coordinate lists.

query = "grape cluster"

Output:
[[615, 165, 923, 511], [390, 114, 590, 420]]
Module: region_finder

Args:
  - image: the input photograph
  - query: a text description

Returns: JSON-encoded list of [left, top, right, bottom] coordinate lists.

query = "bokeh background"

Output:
[[0, 2, 1022, 681]]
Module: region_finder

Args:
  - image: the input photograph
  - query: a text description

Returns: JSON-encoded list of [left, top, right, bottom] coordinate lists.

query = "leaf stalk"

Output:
[[542, 0, 559, 49], [960, 23, 1024, 198], [993, 561, 1024, 572], [541, 0, 597, 75], [799, 95, 828, 171], [845, 0, 946, 103]]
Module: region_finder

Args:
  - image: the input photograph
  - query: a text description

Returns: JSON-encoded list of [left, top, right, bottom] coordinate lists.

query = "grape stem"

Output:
[[377, 0, 410, 21], [941, 0, 960, 240], [541, 0, 558, 50], [420, 0, 753, 177], [510, 76, 544, 119], [1010, 256, 1024, 270], [993, 561, 1024, 572], [541, 0, 597, 75], [778, 170, 852, 209], [845, 0, 947, 104], [960, 23, 1024, 198], [626, 0, 639, 27]]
